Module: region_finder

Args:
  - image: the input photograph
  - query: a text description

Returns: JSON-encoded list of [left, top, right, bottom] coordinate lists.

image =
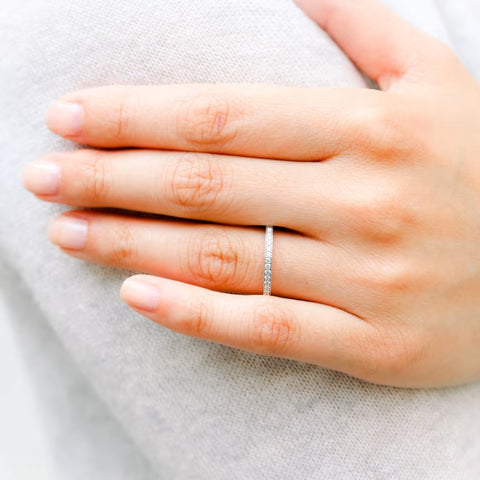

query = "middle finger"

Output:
[[24, 148, 346, 236]]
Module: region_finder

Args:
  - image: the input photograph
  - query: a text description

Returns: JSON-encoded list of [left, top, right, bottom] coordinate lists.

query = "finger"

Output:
[[23, 149, 344, 234], [294, 0, 462, 90], [119, 274, 378, 381], [47, 211, 368, 310], [45, 83, 383, 156]]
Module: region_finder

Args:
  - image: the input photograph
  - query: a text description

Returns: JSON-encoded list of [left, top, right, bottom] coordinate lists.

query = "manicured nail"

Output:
[[48, 216, 88, 250], [22, 160, 60, 195], [121, 277, 161, 312], [46, 101, 84, 136]]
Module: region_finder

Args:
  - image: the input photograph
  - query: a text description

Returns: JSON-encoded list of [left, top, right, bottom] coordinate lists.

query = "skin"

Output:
[[22, 0, 480, 387]]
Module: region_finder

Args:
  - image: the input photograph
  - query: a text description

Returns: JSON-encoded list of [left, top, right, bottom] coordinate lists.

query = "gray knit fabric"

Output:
[[1, 1, 479, 478]]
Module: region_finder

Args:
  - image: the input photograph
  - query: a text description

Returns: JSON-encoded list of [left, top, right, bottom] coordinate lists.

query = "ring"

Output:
[[263, 226, 274, 295]]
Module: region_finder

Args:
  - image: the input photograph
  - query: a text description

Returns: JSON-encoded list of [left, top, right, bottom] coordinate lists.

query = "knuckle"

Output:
[[348, 100, 393, 154], [347, 186, 420, 245], [185, 230, 247, 289], [381, 262, 414, 294], [108, 222, 137, 264], [175, 94, 241, 147], [381, 101, 433, 159], [177, 295, 212, 336], [350, 98, 421, 160], [365, 258, 416, 296], [249, 300, 299, 355], [375, 105, 411, 156], [80, 151, 110, 201], [169, 153, 228, 212], [348, 104, 378, 150]]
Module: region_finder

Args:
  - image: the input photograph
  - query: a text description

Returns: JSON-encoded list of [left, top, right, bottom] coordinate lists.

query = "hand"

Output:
[[22, 0, 480, 387]]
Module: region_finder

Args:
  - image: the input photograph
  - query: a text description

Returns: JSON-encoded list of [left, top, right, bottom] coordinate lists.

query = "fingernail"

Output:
[[22, 160, 60, 195], [121, 277, 161, 312], [48, 216, 88, 250], [46, 101, 84, 136]]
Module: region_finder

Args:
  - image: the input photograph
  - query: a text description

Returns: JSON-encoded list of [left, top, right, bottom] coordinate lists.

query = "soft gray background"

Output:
[[1, 1, 480, 479]]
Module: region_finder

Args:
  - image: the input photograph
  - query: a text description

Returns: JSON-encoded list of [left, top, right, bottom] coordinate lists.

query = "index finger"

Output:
[[46, 83, 385, 159]]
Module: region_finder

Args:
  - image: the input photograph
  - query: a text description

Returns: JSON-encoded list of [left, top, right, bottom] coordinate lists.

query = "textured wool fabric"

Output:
[[0, 260, 157, 479], [1, 1, 480, 479]]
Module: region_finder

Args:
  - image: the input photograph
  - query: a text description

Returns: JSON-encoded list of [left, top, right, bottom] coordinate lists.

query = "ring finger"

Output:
[[48, 210, 368, 310]]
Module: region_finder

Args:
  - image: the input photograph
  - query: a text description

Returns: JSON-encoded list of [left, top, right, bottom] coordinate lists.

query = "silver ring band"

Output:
[[263, 226, 274, 295]]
